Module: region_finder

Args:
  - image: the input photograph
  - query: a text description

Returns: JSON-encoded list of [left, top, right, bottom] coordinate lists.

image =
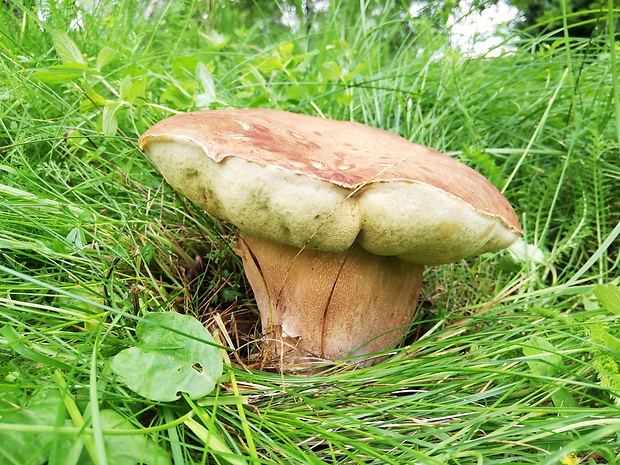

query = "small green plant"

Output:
[[109, 312, 223, 402]]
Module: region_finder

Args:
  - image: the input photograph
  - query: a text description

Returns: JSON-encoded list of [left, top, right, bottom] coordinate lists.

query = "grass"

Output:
[[1, 0, 619, 463]]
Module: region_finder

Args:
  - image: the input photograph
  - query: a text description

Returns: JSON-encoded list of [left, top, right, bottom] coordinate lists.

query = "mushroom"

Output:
[[138, 109, 522, 371]]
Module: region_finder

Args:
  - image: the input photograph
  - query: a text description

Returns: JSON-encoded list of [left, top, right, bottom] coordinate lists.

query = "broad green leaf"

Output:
[[95, 46, 116, 71], [109, 312, 223, 401], [277, 41, 294, 58], [344, 62, 368, 81], [320, 61, 342, 81], [507, 238, 546, 265], [32, 63, 93, 84], [336, 93, 354, 105], [123, 77, 148, 104], [0, 389, 74, 465], [551, 389, 578, 408], [65, 226, 86, 250], [98, 410, 171, 465], [199, 29, 230, 49], [50, 30, 87, 65], [285, 84, 315, 103], [161, 80, 194, 109], [522, 336, 563, 378], [102, 101, 122, 137], [79, 79, 108, 107], [195, 62, 217, 108], [600, 330, 620, 355], [171, 55, 200, 75], [594, 284, 620, 315], [256, 56, 284, 72], [54, 290, 102, 331], [119, 75, 133, 101], [589, 324, 620, 357]]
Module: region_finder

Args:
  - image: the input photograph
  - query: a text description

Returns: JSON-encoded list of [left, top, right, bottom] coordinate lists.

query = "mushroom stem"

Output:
[[235, 233, 424, 371]]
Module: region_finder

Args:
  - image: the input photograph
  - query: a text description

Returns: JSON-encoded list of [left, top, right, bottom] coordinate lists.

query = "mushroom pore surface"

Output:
[[139, 113, 522, 265]]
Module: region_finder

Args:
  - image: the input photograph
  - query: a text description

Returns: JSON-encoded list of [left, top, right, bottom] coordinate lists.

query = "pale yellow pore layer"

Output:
[[144, 139, 519, 266]]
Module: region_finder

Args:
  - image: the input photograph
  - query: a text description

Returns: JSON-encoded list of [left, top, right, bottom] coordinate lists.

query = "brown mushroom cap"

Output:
[[139, 109, 522, 265]]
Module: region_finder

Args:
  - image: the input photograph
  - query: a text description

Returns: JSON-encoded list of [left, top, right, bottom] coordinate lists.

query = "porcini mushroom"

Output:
[[138, 109, 522, 370]]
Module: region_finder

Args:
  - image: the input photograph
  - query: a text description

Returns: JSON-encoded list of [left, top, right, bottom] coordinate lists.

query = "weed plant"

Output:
[[0, 0, 619, 463]]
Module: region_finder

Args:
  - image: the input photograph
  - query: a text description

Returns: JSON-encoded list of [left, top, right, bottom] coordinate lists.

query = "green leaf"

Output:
[[161, 80, 194, 109], [185, 417, 248, 465], [109, 312, 223, 401], [95, 46, 116, 71], [522, 336, 563, 378], [98, 410, 171, 465], [50, 30, 87, 65], [320, 61, 342, 81], [507, 238, 546, 265], [195, 62, 217, 108], [32, 63, 93, 84], [589, 323, 620, 357], [344, 62, 367, 81], [65, 226, 86, 250], [0, 389, 74, 465], [277, 41, 294, 58], [462, 146, 502, 186], [80, 79, 108, 108], [336, 93, 354, 105], [199, 29, 230, 50], [102, 101, 122, 137], [2, 325, 72, 371], [119, 76, 133, 101], [594, 284, 620, 315], [123, 77, 148, 104], [285, 84, 310, 103], [551, 389, 578, 408], [256, 56, 284, 72]]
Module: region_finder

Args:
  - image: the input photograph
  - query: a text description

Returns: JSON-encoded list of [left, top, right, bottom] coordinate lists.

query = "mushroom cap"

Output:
[[139, 109, 522, 265]]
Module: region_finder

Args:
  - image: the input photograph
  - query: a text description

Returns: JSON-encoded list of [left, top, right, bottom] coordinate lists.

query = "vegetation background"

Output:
[[0, 0, 619, 463]]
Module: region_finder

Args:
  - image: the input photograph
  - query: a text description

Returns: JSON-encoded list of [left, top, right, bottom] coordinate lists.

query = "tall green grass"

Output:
[[1, 0, 619, 463]]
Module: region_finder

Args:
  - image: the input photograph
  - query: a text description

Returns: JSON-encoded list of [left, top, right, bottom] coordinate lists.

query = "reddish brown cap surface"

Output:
[[140, 109, 521, 234]]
